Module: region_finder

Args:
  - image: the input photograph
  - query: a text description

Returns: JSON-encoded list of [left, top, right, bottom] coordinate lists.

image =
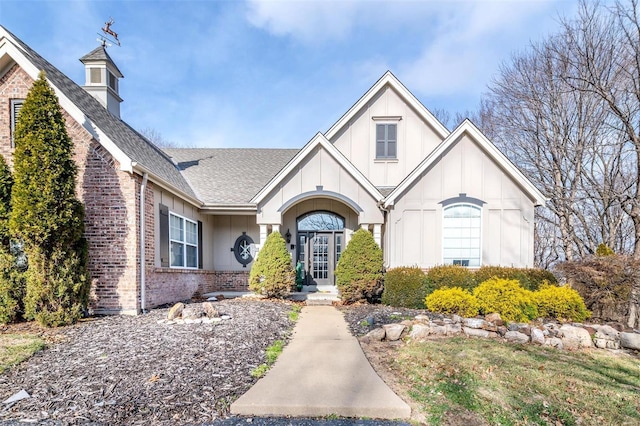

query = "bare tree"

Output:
[[139, 127, 180, 148], [554, 0, 640, 257]]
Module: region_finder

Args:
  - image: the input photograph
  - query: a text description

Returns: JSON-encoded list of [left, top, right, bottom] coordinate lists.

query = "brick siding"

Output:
[[1, 63, 252, 314]]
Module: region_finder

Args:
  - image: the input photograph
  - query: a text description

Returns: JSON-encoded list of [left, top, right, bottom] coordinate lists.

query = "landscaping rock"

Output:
[[182, 305, 205, 320], [432, 322, 462, 336], [167, 302, 185, 320], [414, 314, 430, 323], [545, 337, 564, 349], [409, 324, 431, 340], [485, 313, 502, 324], [620, 332, 640, 350], [463, 327, 497, 339], [463, 318, 486, 329], [365, 328, 386, 341], [560, 324, 593, 348], [505, 331, 529, 344], [203, 302, 219, 318], [383, 324, 406, 341], [530, 328, 545, 345], [593, 325, 620, 349], [497, 326, 508, 336]]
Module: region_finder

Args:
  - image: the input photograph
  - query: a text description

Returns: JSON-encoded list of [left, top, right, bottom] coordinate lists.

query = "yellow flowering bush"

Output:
[[535, 283, 591, 322], [425, 287, 479, 317], [473, 278, 538, 323]]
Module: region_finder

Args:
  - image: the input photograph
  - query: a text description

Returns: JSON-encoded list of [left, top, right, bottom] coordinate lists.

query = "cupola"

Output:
[[79, 45, 123, 118]]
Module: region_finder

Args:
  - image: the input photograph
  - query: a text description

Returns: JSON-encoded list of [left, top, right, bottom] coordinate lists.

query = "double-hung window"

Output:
[[443, 204, 481, 267], [376, 123, 397, 159], [169, 213, 198, 268], [10, 99, 24, 148]]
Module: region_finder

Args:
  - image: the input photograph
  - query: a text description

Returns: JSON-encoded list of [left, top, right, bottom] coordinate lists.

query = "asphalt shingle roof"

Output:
[[3, 26, 197, 200], [79, 45, 123, 77], [163, 148, 299, 204]]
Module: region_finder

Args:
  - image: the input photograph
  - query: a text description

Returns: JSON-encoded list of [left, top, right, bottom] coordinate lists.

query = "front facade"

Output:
[[0, 26, 546, 314]]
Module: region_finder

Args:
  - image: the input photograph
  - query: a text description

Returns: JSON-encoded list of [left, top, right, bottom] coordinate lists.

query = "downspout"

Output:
[[140, 172, 149, 314]]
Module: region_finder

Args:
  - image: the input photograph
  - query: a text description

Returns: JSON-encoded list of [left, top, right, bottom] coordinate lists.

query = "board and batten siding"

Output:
[[386, 133, 535, 268], [329, 85, 443, 188], [212, 215, 260, 271], [257, 145, 384, 226], [153, 187, 214, 270]]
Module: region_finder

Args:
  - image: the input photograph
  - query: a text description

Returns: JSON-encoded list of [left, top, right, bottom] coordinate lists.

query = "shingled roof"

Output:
[[79, 45, 123, 77], [1, 26, 197, 200], [163, 148, 299, 204]]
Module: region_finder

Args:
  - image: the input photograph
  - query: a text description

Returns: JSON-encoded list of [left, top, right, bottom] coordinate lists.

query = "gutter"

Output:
[[131, 162, 202, 208], [140, 172, 149, 314]]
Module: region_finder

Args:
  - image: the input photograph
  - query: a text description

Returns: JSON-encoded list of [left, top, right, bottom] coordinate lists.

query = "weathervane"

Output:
[[98, 17, 120, 47]]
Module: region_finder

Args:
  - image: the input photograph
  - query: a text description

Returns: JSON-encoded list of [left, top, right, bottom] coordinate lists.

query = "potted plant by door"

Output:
[[295, 261, 304, 292]]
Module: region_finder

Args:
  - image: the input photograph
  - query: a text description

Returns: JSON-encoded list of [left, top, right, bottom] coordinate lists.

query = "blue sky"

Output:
[[1, 0, 577, 148]]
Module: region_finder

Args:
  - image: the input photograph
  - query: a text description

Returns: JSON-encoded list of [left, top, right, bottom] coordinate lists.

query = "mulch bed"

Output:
[[0, 299, 295, 425], [338, 304, 439, 336]]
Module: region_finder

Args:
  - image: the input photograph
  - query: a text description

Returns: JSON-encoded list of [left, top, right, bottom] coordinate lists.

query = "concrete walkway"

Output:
[[230, 306, 411, 420]]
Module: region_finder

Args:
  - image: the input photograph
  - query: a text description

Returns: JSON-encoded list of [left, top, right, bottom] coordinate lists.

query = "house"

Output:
[[0, 26, 546, 315]]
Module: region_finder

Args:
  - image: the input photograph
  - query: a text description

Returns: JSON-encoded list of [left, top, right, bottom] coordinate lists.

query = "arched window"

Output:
[[443, 204, 481, 267], [297, 211, 344, 231]]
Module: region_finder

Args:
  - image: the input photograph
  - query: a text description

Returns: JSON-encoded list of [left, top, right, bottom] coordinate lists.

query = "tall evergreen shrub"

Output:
[[335, 229, 383, 303], [10, 71, 89, 326], [0, 156, 25, 324], [248, 231, 294, 298]]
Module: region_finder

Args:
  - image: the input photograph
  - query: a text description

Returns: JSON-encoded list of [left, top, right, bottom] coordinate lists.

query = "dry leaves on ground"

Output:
[[0, 299, 295, 425]]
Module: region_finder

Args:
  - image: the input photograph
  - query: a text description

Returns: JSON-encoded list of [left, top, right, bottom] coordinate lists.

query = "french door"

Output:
[[297, 231, 343, 286]]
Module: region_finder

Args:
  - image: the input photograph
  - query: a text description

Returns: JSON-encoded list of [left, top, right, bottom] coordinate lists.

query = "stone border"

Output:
[[364, 313, 640, 352]]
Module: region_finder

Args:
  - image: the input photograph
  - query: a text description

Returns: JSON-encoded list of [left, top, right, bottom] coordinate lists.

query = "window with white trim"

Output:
[[376, 123, 397, 159], [443, 204, 481, 267], [169, 213, 198, 268], [10, 99, 24, 148]]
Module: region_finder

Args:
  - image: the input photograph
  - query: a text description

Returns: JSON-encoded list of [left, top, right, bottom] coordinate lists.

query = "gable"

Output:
[[0, 25, 199, 204], [385, 120, 547, 208], [323, 72, 450, 189], [256, 141, 384, 225]]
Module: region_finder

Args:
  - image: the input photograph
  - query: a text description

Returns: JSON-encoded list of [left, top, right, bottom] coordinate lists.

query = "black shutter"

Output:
[[197, 220, 203, 269], [159, 204, 169, 267]]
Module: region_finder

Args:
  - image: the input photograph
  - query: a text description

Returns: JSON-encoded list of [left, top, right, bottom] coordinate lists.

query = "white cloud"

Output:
[[398, 1, 571, 99], [245, 0, 362, 42]]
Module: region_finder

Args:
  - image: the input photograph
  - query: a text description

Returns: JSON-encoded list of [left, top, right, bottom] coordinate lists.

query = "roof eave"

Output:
[[132, 162, 202, 208]]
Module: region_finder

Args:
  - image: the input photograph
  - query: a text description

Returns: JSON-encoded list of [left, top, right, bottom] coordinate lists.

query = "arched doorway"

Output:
[[296, 211, 344, 287]]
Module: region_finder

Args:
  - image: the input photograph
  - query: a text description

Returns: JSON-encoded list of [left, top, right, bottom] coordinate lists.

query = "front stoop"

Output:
[[305, 292, 339, 306], [231, 306, 411, 419]]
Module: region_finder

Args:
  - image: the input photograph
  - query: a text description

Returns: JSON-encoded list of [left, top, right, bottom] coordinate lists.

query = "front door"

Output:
[[311, 232, 332, 286], [297, 231, 344, 287], [296, 211, 345, 288]]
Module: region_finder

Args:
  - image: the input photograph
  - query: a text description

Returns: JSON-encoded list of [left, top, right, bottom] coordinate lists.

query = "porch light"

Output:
[[285, 229, 291, 244]]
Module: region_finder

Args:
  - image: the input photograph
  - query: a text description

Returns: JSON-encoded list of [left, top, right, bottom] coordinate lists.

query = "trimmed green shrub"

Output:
[[10, 71, 89, 326], [335, 229, 383, 303], [426, 265, 475, 291], [474, 266, 557, 291], [382, 266, 433, 308], [596, 243, 615, 257], [425, 287, 479, 317], [534, 284, 591, 322], [249, 231, 295, 298], [473, 278, 538, 323]]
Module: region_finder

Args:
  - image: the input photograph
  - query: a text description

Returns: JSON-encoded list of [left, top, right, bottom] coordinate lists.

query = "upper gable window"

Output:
[[10, 99, 24, 148], [376, 123, 397, 159]]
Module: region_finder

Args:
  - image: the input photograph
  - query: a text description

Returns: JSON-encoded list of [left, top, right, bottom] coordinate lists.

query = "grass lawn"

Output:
[[391, 337, 640, 425], [0, 333, 45, 374]]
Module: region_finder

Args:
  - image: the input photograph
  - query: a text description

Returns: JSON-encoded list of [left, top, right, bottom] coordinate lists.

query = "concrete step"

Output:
[[305, 292, 339, 306]]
